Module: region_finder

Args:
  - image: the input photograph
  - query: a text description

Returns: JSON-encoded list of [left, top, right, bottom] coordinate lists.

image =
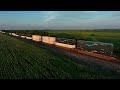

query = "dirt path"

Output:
[[12, 36, 120, 78]]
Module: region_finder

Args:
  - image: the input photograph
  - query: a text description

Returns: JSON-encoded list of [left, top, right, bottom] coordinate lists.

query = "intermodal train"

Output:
[[6, 32, 113, 57]]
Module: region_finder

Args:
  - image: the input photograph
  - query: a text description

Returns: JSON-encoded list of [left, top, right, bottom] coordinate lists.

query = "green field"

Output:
[[0, 33, 119, 79]]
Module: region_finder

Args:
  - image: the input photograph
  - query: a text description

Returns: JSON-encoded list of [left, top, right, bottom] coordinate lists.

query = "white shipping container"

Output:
[[1, 32, 5, 33], [32, 35, 42, 41], [15, 34, 19, 37], [21, 36, 26, 38], [26, 36, 32, 40], [42, 36, 56, 44], [11, 33, 16, 36], [55, 42, 75, 49], [9, 33, 12, 35]]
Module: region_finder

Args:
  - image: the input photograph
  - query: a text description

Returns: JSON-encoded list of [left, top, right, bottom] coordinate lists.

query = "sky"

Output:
[[0, 11, 120, 30]]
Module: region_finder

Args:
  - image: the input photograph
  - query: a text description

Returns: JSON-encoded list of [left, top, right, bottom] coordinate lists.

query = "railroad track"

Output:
[[10, 35, 120, 77]]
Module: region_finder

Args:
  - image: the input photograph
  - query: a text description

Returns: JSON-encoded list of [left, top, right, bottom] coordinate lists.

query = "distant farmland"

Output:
[[0, 33, 119, 79]]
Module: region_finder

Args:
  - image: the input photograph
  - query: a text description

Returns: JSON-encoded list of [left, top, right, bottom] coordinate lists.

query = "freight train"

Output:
[[1, 31, 116, 61], [6, 32, 113, 56]]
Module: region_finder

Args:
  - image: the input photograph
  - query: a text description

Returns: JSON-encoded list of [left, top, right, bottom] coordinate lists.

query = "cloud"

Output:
[[42, 11, 57, 24], [42, 11, 98, 25], [43, 16, 56, 24]]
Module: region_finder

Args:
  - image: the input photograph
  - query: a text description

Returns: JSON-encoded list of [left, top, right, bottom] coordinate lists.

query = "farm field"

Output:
[[0, 33, 119, 79]]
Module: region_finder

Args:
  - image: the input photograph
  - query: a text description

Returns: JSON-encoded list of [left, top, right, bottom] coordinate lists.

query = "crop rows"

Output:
[[0, 33, 116, 79]]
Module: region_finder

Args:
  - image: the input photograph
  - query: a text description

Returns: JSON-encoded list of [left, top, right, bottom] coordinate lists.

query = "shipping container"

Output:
[[1, 32, 5, 33], [55, 42, 75, 49], [76, 40, 113, 56], [9, 33, 12, 35], [21, 35, 26, 38], [15, 34, 19, 37], [56, 38, 76, 45], [42, 36, 56, 44], [26, 36, 32, 40], [55, 38, 76, 49], [11, 33, 17, 36], [32, 35, 42, 41]]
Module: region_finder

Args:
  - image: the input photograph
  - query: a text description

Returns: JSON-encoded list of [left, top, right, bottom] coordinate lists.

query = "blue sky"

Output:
[[0, 11, 120, 30]]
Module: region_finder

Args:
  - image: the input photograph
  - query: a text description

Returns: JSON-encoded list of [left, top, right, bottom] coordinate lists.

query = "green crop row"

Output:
[[0, 33, 119, 79]]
